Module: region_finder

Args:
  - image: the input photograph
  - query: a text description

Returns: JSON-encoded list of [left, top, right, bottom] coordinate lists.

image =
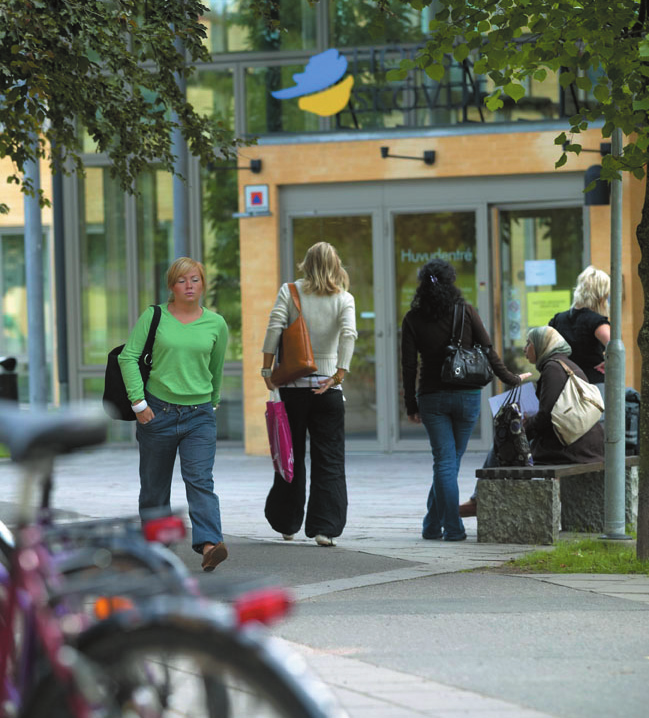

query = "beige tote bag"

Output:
[[551, 360, 604, 446]]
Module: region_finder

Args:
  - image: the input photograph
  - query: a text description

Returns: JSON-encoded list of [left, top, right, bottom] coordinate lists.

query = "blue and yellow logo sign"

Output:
[[271, 49, 354, 117]]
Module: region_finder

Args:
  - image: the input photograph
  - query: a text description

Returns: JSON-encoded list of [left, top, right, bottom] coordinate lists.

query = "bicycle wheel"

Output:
[[23, 620, 342, 718]]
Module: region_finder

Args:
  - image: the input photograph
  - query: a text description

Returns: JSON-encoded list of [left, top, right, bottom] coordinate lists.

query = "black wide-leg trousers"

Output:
[[265, 387, 347, 538]]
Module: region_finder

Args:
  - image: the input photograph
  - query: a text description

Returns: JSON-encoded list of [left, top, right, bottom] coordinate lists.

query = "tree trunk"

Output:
[[635, 177, 649, 559]]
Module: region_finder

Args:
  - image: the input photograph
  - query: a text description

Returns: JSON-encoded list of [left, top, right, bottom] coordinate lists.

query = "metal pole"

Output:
[[52, 147, 69, 403], [24, 148, 48, 407], [172, 33, 189, 259], [602, 126, 630, 539]]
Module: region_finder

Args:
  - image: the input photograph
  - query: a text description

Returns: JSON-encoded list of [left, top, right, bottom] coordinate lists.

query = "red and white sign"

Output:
[[244, 185, 269, 213]]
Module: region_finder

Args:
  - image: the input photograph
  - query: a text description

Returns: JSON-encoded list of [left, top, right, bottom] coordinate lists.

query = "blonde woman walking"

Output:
[[261, 242, 357, 547]]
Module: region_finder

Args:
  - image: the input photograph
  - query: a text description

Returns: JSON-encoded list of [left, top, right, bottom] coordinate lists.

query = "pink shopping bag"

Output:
[[265, 399, 294, 483]]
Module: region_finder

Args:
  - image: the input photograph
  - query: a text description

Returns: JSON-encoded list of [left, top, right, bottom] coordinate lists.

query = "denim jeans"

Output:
[[137, 392, 222, 553], [418, 390, 481, 540], [265, 388, 347, 538]]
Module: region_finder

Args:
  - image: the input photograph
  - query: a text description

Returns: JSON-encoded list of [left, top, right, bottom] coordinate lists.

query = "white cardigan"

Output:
[[262, 279, 357, 377]]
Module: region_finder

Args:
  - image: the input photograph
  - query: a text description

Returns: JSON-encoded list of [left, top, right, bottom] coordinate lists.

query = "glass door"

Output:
[[392, 210, 479, 442], [496, 206, 584, 378], [291, 214, 378, 444]]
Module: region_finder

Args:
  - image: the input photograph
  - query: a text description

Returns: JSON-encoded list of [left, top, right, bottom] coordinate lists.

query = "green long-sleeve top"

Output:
[[118, 304, 229, 407]]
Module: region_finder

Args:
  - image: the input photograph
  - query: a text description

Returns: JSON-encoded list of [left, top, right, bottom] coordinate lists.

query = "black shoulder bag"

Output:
[[440, 302, 494, 387], [103, 305, 162, 421]]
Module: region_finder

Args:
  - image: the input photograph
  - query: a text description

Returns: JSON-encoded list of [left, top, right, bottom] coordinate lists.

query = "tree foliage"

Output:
[[0, 0, 249, 206], [388, 0, 649, 558]]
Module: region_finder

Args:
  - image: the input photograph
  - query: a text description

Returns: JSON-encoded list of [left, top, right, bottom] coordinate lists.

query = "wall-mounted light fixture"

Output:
[[209, 158, 262, 173], [380, 146, 436, 166], [567, 142, 612, 206]]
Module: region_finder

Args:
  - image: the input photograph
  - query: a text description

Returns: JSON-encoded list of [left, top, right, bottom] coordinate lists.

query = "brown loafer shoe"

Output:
[[201, 542, 228, 572], [459, 499, 477, 518]]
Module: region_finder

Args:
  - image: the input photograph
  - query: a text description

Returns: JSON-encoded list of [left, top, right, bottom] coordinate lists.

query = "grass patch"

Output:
[[497, 536, 649, 575], [0, 443, 9, 458]]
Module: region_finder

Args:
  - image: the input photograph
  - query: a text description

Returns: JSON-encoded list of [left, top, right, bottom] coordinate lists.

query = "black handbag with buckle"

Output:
[[440, 302, 494, 388], [493, 385, 534, 467]]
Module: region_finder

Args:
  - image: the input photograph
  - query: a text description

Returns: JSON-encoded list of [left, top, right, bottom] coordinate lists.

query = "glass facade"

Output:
[[79, 168, 128, 367], [0, 4, 599, 451], [192, 0, 590, 137]]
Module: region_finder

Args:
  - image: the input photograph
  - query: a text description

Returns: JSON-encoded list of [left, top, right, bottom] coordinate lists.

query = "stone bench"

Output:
[[475, 456, 639, 545]]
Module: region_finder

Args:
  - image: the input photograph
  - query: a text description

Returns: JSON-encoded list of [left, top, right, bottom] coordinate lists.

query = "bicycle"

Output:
[[0, 402, 347, 718]]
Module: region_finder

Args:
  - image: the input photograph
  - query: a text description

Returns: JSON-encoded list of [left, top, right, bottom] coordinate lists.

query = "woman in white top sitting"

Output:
[[261, 242, 357, 547]]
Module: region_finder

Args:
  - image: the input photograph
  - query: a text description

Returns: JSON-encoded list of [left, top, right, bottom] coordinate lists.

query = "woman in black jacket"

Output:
[[402, 259, 529, 541]]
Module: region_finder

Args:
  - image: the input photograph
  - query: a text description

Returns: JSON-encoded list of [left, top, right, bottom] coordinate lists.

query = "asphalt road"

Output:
[[171, 535, 649, 718], [2, 445, 649, 718]]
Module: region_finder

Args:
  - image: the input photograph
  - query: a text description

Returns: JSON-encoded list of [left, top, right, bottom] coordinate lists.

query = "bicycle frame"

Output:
[[0, 459, 96, 718]]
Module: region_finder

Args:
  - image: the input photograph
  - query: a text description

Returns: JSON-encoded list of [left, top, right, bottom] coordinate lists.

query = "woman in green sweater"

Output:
[[119, 257, 229, 572]]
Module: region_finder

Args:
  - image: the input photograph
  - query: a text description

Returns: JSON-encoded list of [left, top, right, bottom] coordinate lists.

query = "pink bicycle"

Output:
[[0, 402, 346, 718]]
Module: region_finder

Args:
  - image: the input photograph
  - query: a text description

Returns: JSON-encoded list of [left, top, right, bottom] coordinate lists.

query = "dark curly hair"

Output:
[[410, 259, 462, 319]]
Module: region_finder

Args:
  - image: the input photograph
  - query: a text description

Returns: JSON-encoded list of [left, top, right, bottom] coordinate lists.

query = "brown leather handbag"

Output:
[[270, 283, 317, 386]]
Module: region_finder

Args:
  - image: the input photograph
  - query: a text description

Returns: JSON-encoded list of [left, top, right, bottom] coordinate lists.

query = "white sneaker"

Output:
[[315, 535, 337, 547], [282, 534, 294, 541]]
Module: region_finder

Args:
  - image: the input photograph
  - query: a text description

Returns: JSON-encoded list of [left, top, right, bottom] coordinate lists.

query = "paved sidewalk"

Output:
[[2, 445, 648, 717]]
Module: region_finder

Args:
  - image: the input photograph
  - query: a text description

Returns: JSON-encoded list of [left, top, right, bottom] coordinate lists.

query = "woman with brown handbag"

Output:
[[261, 242, 357, 547]]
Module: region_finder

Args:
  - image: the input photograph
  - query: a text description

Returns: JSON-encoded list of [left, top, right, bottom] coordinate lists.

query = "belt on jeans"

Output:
[[158, 401, 202, 410]]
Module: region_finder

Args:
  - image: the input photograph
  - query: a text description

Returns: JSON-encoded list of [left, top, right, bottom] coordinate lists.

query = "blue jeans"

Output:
[[418, 390, 481, 540], [137, 392, 222, 553]]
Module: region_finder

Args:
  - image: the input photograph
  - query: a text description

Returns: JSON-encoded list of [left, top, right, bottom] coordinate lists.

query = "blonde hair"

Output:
[[298, 242, 349, 295], [572, 266, 610, 315], [167, 257, 206, 302]]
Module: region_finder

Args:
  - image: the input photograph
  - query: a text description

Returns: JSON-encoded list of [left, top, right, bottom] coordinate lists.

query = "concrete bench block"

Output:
[[560, 465, 639, 532], [476, 478, 560, 545]]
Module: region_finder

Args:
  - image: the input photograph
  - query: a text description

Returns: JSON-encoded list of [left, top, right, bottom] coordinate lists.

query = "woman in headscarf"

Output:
[[460, 325, 604, 518], [523, 325, 604, 464]]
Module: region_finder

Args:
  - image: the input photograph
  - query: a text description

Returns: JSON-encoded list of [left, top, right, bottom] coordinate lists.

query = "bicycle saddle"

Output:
[[0, 402, 107, 462]]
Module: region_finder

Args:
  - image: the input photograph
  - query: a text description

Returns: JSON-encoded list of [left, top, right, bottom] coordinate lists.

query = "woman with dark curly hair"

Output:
[[401, 259, 529, 541]]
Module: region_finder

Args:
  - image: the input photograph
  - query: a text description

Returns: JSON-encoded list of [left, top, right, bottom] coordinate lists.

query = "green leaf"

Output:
[[593, 84, 610, 103], [575, 76, 592, 91], [559, 71, 575, 89], [485, 95, 504, 111], [639, 38, 649, 58], [555, 153, 568, 169], [533, 69, 547, 82], [453, 43, 470, 63], [633, 98, 649, 111], [386, 69, 407, 82], [555, 132, 567, 146], [424, 63, 445, 82], [504, 82, 526, 102]]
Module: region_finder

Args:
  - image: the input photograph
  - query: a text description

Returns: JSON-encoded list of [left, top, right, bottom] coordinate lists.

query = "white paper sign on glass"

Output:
[[524, 259, 556, 287]]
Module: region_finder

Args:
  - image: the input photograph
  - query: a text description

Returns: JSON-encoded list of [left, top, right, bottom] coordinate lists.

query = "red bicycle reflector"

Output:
[[234, 588, 293, 626], [142, 515, 186, 544]]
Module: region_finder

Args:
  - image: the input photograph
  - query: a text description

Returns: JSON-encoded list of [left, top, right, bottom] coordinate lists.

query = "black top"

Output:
[[549, 307, 609, 384], [401, 302, 520, 416]]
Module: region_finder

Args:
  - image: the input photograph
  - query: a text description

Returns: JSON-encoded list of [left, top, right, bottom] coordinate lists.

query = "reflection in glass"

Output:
[[499, 208, 583, 376], [136, 170, 174, 312], [201, 0, 317, 53], [201, 164, 244, 441], [330, 0, 425, 47], [394, 212, 477, 440], [187, 69, 235, 140], [246, 66, 320, 134], [292, 216, 376, 441], [0, 231, 54, 402], [79, 168, 128, 366]]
